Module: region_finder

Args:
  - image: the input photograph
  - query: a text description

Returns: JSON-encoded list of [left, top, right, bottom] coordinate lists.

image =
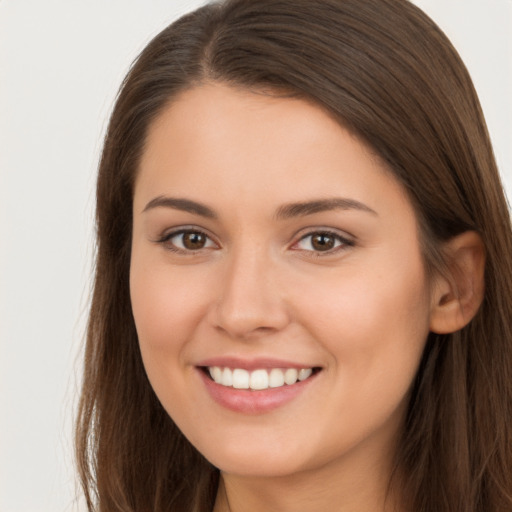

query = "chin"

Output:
[[198, 441, 312, 478], [214, 457, 306, 479]]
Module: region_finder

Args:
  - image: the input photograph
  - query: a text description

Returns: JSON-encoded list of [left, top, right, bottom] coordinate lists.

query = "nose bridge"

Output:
[[211, 238, 289, 338]]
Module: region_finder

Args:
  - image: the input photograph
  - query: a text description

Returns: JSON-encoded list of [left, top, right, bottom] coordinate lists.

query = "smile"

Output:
[[197, 361, 322, 413], [207, 366, 315, 390]]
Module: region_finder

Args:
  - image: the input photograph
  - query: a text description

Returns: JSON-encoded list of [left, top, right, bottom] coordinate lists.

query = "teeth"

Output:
[[298, 368, 312, 381], [232, 369, 249, 389], [207, 366, 315, 390], [284, 368, 298, 385], [222, 367, 233, 386], [210, 366, 222, 384], [250, 369, 268, 390], [269, 368, 285, 388]]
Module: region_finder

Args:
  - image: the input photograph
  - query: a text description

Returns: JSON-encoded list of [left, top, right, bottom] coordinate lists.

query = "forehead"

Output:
[[135, 82, 413, 224]]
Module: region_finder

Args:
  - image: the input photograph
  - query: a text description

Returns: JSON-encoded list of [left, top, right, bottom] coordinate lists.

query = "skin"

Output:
[[130, 82, 442, 511]]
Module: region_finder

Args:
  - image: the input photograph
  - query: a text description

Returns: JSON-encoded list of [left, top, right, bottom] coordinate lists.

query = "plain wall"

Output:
[[0, 1, 510, 511]]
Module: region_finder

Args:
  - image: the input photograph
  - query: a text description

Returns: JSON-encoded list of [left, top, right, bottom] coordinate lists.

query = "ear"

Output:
[[429, 231, 485, 334]]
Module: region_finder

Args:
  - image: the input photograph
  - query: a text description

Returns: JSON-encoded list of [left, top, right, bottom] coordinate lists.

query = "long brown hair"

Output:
[[76, 1, 512, 510]]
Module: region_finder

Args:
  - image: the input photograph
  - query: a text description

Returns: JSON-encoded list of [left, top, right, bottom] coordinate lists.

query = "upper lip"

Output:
[[196, 356, 321, 371]]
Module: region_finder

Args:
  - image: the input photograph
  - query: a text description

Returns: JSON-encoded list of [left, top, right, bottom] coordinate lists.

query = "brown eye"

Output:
[[182, 231, 207, 250], [294, 231, 352, 254], [164, 230, 216, 252], [311, 233, 336, 251]]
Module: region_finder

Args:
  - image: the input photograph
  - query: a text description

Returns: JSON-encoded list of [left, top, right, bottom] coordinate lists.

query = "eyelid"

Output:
[[153, 225, 354, 256], [290, 228, 355, 255], [154, 225, 220, 253]]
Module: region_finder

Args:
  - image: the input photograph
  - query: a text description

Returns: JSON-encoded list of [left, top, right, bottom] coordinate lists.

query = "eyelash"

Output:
[[156, 228, 218, 254], [156, 228, 354, 256], [292, 230, 354, 256]]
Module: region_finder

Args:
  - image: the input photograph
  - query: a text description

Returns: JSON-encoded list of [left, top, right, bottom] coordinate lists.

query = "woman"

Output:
[[75, 0, 512, 510]]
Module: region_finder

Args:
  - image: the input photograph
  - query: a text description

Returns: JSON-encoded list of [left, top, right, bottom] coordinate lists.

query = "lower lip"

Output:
[[198, 369, 319, 414]]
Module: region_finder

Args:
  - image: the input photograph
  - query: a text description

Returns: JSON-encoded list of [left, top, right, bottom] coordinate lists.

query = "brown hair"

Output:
[[76, 0, 512, 510]]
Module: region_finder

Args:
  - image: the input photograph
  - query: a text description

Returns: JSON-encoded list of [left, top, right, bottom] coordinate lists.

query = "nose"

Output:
[[208, 247, 291, 340]]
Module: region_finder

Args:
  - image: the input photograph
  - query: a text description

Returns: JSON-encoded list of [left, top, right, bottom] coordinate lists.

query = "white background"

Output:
[[0, 1, 510, 511]]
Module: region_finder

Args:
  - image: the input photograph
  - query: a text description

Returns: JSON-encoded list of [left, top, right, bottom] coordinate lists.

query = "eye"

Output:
[[293, 231, 353, 254], [159, 229, 217, 252]]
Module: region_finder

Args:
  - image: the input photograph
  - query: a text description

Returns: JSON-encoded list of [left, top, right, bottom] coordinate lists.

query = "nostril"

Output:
[[212, 315, 286, 340], [208, 272, 291, 337]]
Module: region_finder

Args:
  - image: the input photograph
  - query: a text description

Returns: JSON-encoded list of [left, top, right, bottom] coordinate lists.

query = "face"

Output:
[[130, 83, 433, 479]]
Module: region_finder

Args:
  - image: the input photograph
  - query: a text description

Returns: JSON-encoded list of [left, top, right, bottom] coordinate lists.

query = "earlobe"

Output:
[[429, 231, 486, 334]]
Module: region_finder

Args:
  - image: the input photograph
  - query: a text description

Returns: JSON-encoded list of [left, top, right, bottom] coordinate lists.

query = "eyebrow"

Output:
[[142, 196, 217, 218], [275, 198, 377, 219], [142, 195, 377, 219]]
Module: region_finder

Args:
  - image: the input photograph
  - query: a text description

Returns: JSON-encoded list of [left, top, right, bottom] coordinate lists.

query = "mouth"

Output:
[[201, 366, 322, 391]]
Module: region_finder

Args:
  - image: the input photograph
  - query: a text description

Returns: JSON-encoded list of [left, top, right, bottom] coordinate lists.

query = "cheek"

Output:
[[129, 258, 217, 428], [294, 255, 431, 397], [129, 255, 212, 369], [293, 263, 431, 455], [334, 242, 427, 332]]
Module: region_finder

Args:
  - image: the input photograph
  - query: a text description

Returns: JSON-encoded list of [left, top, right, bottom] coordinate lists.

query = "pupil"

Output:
[[183, 232, 205, 249], [312, 234, 334, 251]]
